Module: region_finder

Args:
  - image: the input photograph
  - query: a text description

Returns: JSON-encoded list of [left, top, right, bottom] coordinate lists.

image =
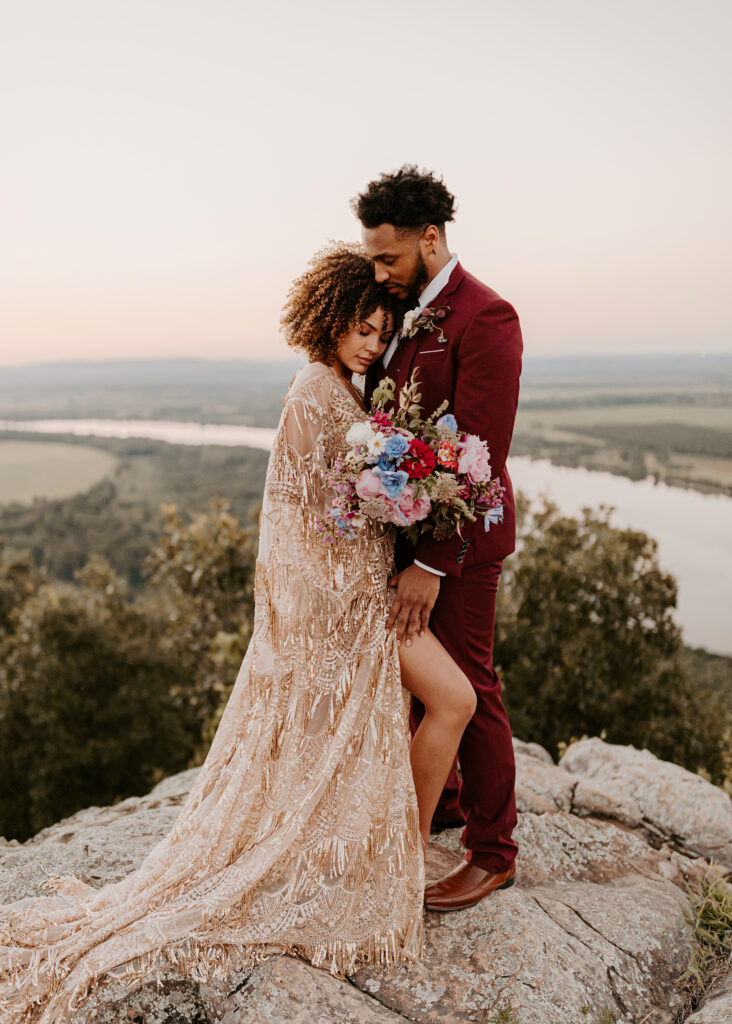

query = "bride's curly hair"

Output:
[[281, 243, 399, 364]]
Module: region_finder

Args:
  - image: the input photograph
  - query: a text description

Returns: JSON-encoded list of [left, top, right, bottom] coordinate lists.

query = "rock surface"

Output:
[[1, 738, 729, 1023], [684, 971, 732, 1023], [560, 738, 732, 868]]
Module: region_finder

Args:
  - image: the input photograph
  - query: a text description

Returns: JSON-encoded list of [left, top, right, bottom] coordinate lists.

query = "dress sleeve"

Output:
[[263, 366, 337, 523], [282, 377, 329, 459], [258, 368, 347, 631]]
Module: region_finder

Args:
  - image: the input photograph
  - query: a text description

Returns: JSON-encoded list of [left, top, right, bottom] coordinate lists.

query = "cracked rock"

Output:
[[561, 738, 732, 866]]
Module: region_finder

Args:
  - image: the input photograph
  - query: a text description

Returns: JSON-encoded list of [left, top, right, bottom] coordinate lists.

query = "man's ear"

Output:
[[421, 224, 440, 255]]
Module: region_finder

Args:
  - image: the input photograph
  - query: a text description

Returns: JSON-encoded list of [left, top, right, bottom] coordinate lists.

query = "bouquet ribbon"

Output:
[[483, 505, 504, 532]]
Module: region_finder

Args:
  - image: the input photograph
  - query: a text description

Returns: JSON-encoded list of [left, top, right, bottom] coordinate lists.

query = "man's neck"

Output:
[[417, 251, 458, 307], [425, 248, 452, 285]]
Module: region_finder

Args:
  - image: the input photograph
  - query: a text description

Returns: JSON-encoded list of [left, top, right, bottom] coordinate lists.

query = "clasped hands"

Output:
[[386, 563, 441, 646]]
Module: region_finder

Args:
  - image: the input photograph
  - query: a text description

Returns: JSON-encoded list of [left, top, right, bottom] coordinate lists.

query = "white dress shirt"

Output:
[[383, 253, 459, 577]]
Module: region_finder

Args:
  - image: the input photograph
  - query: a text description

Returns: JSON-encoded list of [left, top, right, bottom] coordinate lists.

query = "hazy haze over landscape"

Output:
[[1, 0, 730, 365]]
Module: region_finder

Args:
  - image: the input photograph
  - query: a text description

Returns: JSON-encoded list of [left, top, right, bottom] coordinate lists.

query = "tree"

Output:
[[0, 541, 43, 637], [0, 556, 199, 841], [495, 501, 730, 781], [141, 497, 258, 741]]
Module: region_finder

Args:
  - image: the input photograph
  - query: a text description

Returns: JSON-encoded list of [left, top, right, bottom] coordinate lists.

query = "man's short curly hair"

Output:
[[280, 243, 395, 364], [351, 165, 456, 231]]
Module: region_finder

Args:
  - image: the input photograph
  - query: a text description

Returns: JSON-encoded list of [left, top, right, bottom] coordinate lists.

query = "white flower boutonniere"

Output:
[[401, 304, 450, 344]]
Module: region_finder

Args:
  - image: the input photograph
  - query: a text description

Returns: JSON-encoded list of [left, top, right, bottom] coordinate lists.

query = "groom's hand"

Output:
[[386, 564, 441, 645]]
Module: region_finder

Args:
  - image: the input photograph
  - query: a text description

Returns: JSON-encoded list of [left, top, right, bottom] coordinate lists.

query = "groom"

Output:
[[353, 166, 523, 911]]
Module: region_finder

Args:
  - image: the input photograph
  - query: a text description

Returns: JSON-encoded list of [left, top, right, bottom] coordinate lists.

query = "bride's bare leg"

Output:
[[397, 630, 476, 847]]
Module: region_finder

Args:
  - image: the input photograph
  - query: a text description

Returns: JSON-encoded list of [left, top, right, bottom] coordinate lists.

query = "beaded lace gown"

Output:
[[0, 362, 424, 1024]]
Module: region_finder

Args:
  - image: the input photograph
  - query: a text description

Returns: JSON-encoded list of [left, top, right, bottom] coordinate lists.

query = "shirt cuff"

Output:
[[414, 559, 446, 578]]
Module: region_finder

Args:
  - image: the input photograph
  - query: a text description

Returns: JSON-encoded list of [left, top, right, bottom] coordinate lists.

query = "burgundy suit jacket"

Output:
[[365, 262, 523, 576]]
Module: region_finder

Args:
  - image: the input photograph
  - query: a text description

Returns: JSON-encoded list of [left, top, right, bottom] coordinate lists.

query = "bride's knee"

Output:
[[431, 670, 476, 728], [452, 677, 477, 725]]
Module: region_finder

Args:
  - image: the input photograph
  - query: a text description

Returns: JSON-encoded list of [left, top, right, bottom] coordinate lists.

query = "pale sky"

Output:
[[1, 0, 730, 366]]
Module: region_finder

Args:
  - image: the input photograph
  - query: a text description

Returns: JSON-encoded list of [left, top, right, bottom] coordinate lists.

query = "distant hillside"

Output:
[[0, 358, 305, 392], [0, 358, 305, 427], [1, 351, 731, 427], [3, 352, 730, 394], [520, 352, 732, 388]]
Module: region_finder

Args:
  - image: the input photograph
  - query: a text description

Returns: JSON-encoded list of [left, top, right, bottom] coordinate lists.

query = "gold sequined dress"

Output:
[[0, 362, 424, 1024]]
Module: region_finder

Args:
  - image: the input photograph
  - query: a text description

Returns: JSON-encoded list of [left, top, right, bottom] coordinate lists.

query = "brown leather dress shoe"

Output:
[[424, 860, 516, 912]]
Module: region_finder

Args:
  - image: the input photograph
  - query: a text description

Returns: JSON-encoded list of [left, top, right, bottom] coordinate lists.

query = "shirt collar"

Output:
[[417, 253, 458, 312]]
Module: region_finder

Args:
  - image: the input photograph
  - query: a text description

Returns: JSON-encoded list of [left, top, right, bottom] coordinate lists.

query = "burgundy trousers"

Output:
[[409, 556, 518, 874]]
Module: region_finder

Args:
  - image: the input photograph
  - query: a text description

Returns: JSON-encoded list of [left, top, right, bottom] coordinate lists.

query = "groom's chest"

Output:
[[386, 311, 467, 414]]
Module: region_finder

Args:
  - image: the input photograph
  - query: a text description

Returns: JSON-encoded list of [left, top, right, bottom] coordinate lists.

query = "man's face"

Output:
[[361, 223, 429, 303]]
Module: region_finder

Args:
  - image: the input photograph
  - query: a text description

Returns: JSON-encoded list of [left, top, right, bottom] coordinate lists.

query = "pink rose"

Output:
[[457, 435, 492, 484], [355, 468, 384, 500], [389, 483, 432, 526]]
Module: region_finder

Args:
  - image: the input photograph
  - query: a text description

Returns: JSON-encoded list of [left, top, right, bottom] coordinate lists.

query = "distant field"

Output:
[[0, 441, 118, 505], [0, 431, 270, 588], [513, 399, 732, 495]]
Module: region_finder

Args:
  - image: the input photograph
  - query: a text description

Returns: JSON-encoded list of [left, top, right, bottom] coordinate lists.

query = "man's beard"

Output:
[[404, 252, 430, 304]]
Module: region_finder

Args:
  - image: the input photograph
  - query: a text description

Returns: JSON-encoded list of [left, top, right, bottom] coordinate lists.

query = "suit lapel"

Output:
[[401, 262, 466, 387]]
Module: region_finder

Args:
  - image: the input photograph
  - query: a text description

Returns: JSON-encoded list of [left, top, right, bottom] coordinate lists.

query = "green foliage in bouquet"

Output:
[[372, 373, 449, 439]]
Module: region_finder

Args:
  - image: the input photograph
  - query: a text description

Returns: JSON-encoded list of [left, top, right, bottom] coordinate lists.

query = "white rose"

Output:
[[346, 421, 375, 446], [402, 308, 419, 336]]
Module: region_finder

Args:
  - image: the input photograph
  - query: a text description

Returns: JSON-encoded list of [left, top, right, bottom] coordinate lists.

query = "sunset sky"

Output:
[[1, 0, 730, 366]]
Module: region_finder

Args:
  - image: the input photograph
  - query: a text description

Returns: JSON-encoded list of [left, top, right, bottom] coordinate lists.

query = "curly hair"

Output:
[[280, 243, 397, 363], [351, 164, 456, 231]]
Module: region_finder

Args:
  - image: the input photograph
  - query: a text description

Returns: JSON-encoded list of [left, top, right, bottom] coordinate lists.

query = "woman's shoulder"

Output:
[[285, 362, 336, 404]]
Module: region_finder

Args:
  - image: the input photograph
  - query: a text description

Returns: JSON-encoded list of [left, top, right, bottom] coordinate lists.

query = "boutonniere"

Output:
[[401, 304, 450, 344]]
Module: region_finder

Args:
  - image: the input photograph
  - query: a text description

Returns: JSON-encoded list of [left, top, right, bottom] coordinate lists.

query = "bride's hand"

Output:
[[386, 564, 441, 646]]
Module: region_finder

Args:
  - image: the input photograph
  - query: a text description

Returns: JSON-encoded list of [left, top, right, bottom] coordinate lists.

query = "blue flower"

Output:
[[376, 453, 394, 471], [437, 413, 458, 433], [384, 434, 411, 460], [373, 467, 409, 499]]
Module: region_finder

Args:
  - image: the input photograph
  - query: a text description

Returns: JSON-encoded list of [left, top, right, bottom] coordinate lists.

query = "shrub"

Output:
[[496, 501, 730, 781], [0, 556, 199, 841]]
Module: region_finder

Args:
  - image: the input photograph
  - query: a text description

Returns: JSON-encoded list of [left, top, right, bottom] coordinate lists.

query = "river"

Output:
[[2, 417, 730, 655]]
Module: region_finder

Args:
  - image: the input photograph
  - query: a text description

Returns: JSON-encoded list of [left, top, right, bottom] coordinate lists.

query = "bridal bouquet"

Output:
[[317, 375, 504, 543]]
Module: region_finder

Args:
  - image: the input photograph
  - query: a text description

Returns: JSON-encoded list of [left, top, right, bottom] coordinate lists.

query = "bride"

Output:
[[0, 243, 476, 1023]]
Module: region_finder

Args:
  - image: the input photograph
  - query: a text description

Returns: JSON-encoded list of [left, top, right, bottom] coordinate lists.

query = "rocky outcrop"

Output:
[[684, 972, 732, 1023], [1, 739, 729, 1023], [560, 738, 732, 868]]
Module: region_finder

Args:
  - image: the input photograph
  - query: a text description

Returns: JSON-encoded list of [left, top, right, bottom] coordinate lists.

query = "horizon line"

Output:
[[2, 349, 732, 371]]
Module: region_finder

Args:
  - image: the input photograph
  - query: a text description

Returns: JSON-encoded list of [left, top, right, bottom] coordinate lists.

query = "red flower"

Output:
[[403, 438, 437, 479]]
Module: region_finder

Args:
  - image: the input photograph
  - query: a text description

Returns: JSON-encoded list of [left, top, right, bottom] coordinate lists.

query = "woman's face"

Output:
[[334, 307, 393, 376]]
